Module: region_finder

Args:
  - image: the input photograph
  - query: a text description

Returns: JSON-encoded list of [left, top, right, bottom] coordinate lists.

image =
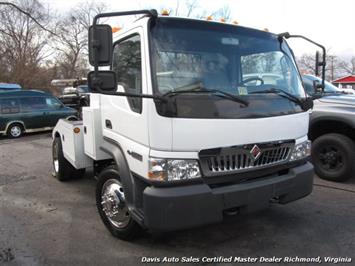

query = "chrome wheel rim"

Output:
[[53, 160, 59, 173], [101, 179, 130, 229], [10, 126, 21, 137], [53, 141, 59, 173]]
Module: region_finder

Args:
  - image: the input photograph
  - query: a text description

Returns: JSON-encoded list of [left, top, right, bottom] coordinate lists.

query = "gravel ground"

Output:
[[0, 133, 354, 266]]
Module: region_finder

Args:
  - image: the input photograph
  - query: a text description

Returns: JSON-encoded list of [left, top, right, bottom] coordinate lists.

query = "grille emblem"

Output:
[[250, 145, 262, 160]]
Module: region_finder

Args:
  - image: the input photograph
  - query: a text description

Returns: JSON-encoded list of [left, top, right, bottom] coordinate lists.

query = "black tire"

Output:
[[312, 133, 355, 182], [7, 123, 23, 138], [52, 137, 85, 181], [96, 165, 141, 240]]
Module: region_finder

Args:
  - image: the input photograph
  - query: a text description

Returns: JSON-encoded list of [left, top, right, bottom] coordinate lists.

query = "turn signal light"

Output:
[[73, 127, 80, 134]]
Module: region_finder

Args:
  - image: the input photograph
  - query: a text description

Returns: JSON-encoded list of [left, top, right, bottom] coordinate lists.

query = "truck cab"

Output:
[[52, 11, 315, 239]]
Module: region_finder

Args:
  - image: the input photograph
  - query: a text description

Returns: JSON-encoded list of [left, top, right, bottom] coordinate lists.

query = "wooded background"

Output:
[[0, 0, 354, 91]]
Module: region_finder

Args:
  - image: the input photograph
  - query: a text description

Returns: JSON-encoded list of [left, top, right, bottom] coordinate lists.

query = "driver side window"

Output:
[[112, 34, 142, 113]]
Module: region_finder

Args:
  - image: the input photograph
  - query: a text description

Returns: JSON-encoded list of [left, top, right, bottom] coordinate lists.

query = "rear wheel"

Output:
[[52, 136, 85, 181], [96, 166, 141, 240], [312, 133, 355, 182], [7, 123, 23, 138]]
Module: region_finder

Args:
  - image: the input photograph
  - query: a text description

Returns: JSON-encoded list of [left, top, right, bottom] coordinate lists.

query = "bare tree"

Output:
[[156, 0, 230, 20], [185, 0, 198, 17], [212, 5, 231, 21], [55, 15, 88, 78], [0, 0, 53, 88], [297, 53, 316, 75], [54, 1, 106, 79], [338, 56, 355, 76], [296, 50, 342, 81], [75, 1, 107, 32]]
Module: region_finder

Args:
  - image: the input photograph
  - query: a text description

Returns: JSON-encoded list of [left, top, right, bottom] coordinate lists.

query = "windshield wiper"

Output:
[[249, 88, 303, 107], [162, 88, 249, 106]]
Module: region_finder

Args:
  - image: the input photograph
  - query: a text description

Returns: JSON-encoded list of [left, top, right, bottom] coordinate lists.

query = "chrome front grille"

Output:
[[199, 141, 294, 176]]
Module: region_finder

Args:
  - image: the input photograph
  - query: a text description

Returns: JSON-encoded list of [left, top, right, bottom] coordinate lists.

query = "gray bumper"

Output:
[[142, 162, 314, 232]]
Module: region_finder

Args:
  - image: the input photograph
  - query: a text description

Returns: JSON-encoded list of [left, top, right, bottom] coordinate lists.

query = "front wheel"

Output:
[[312, 133, 355, 182], [96, 166, 141, 240]]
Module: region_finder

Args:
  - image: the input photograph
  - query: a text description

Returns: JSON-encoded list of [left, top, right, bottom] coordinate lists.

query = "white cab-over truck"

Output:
[[52, 10, 324, 240]]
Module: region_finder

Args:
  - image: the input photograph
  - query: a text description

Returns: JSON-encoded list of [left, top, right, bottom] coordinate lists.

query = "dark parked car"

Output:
[[0, 90, 77, 138]]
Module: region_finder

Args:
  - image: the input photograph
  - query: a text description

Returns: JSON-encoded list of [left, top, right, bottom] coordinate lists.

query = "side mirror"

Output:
[[88, 71, 117, 93], [315, 51, 320, 77], [315, 51, 325, 90], [312, 80, 323, 94], [89, 25, 113, 66]]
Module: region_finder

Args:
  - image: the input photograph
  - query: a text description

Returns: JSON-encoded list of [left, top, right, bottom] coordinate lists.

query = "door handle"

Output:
[[105, 119, 112, 129]]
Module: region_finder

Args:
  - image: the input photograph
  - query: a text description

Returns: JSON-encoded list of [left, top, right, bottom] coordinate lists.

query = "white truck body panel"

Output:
[[82, 95, 111, 161], [53, 119, 92, 169], [171, 112, 309, 151]]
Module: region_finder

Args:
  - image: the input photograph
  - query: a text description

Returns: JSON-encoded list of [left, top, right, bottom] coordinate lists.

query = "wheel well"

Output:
[[94, 159, 115, 177], [309, 120, 355, 142], [6, 121, 25, 132], [66, 116, 79, 121], [54, 131, 60, 138]]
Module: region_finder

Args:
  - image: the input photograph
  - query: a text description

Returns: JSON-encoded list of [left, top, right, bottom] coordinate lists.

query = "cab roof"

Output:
[[113, 15, 276, 40]]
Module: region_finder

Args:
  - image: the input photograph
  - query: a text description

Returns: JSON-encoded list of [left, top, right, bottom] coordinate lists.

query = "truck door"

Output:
[[101, 29, 150, 153]]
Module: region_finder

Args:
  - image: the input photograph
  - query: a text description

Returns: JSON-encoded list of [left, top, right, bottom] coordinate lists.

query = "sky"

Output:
[[44, 0, 355, 58]]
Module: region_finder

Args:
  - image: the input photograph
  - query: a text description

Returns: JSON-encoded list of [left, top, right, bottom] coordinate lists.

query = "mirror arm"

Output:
[[278, 32, 326, 92], [92, 9, 157, 25], [90, 9, 158, 93]]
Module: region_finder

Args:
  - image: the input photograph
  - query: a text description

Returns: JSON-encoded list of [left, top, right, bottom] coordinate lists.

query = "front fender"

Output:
[[100, 137, 136, 209]]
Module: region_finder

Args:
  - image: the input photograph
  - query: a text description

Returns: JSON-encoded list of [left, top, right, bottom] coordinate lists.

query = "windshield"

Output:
[[150, 18, 305, 118]]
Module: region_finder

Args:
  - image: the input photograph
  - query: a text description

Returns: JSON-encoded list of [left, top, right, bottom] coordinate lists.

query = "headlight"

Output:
[[290, 140, 311, 161], [148, 158, 201, 182]]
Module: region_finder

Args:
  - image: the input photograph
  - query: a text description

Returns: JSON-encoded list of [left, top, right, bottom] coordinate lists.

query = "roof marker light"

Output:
[[112, 27, 121, 33], [206, 15, 213, 21], [161, 9, 170, 16], [232, 20, 239, 25]]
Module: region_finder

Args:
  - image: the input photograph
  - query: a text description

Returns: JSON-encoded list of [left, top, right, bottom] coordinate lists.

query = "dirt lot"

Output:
[[0, 133, 355, 266]]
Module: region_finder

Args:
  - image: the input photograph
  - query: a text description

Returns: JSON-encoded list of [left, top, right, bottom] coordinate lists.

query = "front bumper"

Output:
[[142, 162, 313, 232]]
